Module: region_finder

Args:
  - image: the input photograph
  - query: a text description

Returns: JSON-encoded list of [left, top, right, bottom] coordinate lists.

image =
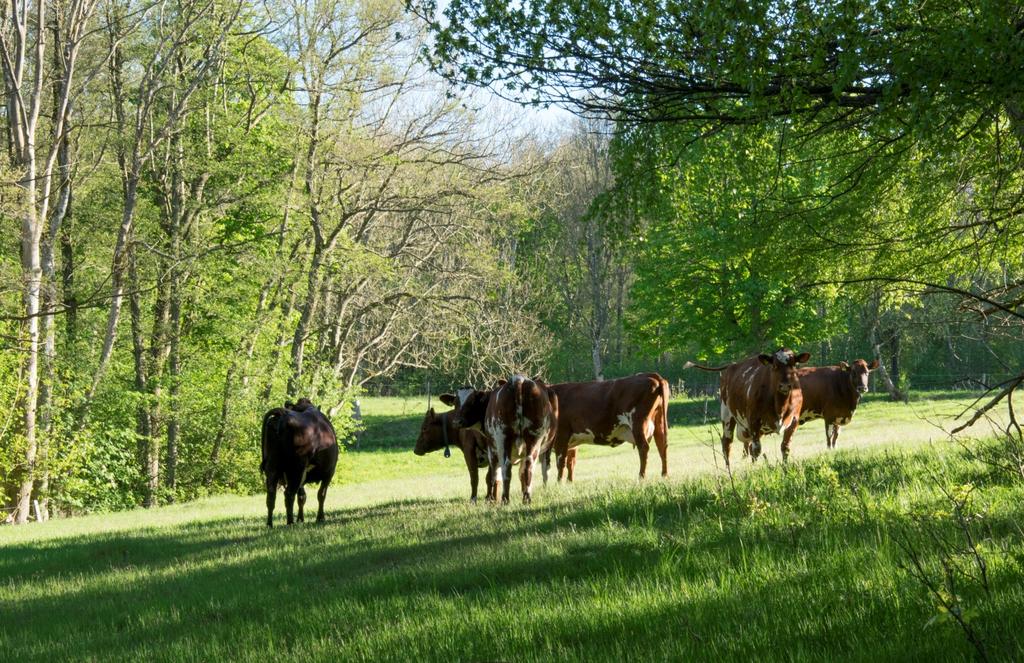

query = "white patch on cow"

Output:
[[608, 408, 636, 445], [532, 415, 552, 449], [837, 416, 851, 425], [643, 418, 655, 442], [746, 381, 753, 401], [775, 418, 785, 434], [456, 387, 473, 406], [568, 429, 595, 448], [774, 349, 792, 364], [487, 416, 506, 486]]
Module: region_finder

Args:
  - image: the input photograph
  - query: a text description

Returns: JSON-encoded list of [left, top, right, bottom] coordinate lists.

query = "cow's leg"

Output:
[[485, 463, 496, 501], [749, 432, 763, 462], [721, 417, 736, 468], [781, 422, 798, 462], [316, 477, 331, 523], [567, 449, 577, 482], [635, 437, 650, 480], [297, 486, 307, 523], [487, 448, 501, 503], [653, 409, 669, 477], [501, 446, 512, 505], [556, 451, 567, 482], [462, 444, 479, 502], [830, 423, 842, 449], [284, 473, 301, 525], [824, 419, 833, 448], [633, 410, 651, 479], [540, 447, 551, 486], [265, 474, 278, 528], [520, 448, 535, 505]]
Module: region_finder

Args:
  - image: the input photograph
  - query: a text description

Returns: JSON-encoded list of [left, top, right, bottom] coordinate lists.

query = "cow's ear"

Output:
[[439, 393, 457, 407], [868, 359, 880, 370], [839, 361, 850, 371], [758, 353, 772, 365], [795, 352, 811, 364]]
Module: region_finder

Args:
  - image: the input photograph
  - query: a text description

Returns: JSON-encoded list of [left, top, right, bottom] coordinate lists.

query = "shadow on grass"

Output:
[[2, 452, 1022, 662]]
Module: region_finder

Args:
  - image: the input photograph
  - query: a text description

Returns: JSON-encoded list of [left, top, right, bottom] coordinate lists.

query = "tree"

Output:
[[1, 0, 99, 523]]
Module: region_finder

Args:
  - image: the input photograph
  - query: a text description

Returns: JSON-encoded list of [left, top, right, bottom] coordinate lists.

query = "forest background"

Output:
[[3, 0, 1023, 519]]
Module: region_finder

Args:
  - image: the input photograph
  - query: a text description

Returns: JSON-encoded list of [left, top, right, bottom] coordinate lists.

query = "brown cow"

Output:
[[484, 375, 558, 504], [548, 374, 671, 480], [686, 348, 810, 466], [414, 400, 494, 502], [793, 359, 879, 448]]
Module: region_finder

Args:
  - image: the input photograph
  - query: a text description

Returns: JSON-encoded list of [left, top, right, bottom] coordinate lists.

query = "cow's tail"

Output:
[[511, 374, 527, 435], [683, 360, 731, 372], [260, 408, 286, 474], [659, 376, 671, 433]]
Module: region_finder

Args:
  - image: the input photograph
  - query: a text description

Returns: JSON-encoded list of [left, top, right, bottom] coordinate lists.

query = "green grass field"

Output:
[[2, 392, 1023, 661]]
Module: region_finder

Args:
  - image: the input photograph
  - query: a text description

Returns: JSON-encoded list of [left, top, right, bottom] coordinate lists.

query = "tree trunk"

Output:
[[15, 182, 42, 524], [868, 294, 907, 402], [85, 173, 140, 410], [165, 277, 181, 499], [128, 245, 159, 507], [288, 249, 325, 396]]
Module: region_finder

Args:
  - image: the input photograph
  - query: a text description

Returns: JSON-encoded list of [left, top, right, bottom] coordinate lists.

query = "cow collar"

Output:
[[440, 411, 451, 458]]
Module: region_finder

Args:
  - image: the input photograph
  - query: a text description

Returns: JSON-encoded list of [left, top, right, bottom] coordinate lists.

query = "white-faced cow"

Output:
[[792, 358, 880, 449], [414, 399, 494, 502], [686, 348, 811, 466], [260, 399, 338, 527], [485, 375, 558, 504], [547, 374, 671, 480]]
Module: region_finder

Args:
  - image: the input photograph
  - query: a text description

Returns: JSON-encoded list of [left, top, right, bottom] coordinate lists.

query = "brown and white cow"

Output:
[[548, 374, 670, 480], [686, 348, 810, 466], [485, 375, 558, 504], [792, 358, 879, 449], [448, 386, 578, 486], [414, 396, 494, 502], [452, 374, 669, 483]]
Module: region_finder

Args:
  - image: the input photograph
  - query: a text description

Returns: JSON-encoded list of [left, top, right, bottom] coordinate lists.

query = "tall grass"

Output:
[[1, 395, 1022, 661]]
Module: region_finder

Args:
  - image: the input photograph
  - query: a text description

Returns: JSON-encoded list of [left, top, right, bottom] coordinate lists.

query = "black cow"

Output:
[[260, 399, 339, 527]]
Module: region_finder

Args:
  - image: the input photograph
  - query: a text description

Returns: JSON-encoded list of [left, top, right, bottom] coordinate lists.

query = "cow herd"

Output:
[[259, 348, 878, 525]]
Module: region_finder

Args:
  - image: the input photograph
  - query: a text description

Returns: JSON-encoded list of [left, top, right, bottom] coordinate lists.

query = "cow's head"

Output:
[[414, 407, 452, 456], [839, 358, 880, 394], [285, 397, 315, 411], [758, 348, 811, 396], [446, 388, 491, 429]]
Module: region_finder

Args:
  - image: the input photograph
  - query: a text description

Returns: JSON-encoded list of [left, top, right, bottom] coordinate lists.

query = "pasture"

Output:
[[2, 392, 1023, 661]]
